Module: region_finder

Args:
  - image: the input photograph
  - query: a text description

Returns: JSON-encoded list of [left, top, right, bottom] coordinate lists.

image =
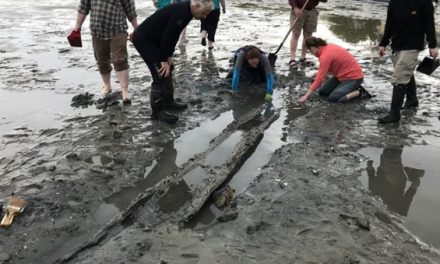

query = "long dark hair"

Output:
[[305, 37, 327, 49]]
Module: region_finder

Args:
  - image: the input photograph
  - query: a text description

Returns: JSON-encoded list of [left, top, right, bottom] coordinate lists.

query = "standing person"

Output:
[[73, 0, 138, 103], [231, 46, 274, 100], [298, 37, 365, 103], [200, 0, 226, 50], [152, 0, 172, 9], [133, 0, 213, 123], [288, 0, 327, 68], [378, 0, 438, 123]]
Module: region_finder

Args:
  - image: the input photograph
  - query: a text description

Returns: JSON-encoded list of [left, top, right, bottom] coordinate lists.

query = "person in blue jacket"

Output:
[[231, 46, 274, 101]]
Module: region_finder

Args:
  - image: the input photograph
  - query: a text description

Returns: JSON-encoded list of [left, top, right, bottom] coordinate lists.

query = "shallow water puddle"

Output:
[[0, 89, 98, 158], [188, 95, 309, 228], [205, 131, 243, 167], [175, 110, 234, 166], [101, 111, 236, 217], [359, 141, 440, 249]]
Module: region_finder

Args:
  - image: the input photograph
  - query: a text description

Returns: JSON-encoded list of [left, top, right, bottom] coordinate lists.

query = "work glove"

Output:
[[264, 93, 273, 102]]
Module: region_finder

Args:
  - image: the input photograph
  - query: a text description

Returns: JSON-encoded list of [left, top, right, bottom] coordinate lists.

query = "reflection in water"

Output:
[[325, 14, 382, 44], [200, 50, 220, 78], [366, 148, 424, 217], [104, 140, 179, 211]]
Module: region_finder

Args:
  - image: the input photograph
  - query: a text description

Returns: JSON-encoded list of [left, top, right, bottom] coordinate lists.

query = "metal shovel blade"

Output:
[[268, 53, 277, 68]]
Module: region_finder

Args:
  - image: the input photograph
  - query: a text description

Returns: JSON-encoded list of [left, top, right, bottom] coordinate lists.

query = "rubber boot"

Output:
[[150, 85, 178, 124], [163, 74, 188, 110], [378, 84, 407, 123], [402, 76, 419, 109]]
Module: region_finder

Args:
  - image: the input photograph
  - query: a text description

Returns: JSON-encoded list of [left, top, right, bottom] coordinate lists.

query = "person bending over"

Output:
[[133, 0, 213, 123], [231, 46, 274, 101], [298, 37, 364, 103]]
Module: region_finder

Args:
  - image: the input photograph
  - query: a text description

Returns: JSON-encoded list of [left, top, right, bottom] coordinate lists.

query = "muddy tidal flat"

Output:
[[1, 1, 440, 263]]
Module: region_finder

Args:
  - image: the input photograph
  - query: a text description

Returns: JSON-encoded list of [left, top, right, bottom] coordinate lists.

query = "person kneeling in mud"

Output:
[[298, 37, 366, 103], [230, 46, 274, 101], [133, 0, 213, 123]]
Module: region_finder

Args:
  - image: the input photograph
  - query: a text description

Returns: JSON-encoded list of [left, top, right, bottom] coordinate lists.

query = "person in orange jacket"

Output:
[[298, 37, 365, 103]]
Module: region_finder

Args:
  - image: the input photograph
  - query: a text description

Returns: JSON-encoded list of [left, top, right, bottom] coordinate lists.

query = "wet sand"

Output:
[[1, 0, 440, 263]]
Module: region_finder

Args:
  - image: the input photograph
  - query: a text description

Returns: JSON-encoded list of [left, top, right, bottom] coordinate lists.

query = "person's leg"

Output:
[[133, 36, 177, 123], [403, 75, 418, 109], [318, 77, 340, 96], [289, 9, 305, 66], [206, 9, 220, 49], [300, 8, 319, 62], [328, 79, 363, 103], [300, 31, 312, 61], [92, 37, 112, 95], [110, 32, 130, 102], [162, 67, 188, 110], [179, 27, 187, 45], [200, 18, 208, 46], [379, 50, 419, 123]]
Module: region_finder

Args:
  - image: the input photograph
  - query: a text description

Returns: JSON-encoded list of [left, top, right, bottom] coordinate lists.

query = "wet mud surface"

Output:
[[1, 0, 440, 263]]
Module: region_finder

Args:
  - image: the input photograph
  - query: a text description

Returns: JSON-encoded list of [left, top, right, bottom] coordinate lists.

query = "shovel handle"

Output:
[[273, 0, 311, 55]]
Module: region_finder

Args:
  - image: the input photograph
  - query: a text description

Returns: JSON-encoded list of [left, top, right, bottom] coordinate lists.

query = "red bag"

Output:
[[67, 29, 82, 47]]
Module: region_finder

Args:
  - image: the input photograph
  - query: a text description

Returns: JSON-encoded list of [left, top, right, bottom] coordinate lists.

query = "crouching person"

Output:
[[231, 46, 274, 101], [133, 0, 212, 123], [298, 37, 365, 103]]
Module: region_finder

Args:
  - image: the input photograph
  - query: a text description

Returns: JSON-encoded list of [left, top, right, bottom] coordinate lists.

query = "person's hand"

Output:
[[429, 47, 438, 58], [378, 46, 386, 57], [294, 7, 303, 17], [222, 7, 226, 14], [298, 94, 309, 103], [227, 89, 237, 96], [264, 93, 273, 102], [159, 62, 171, 77], [167, 57, 174, 66], [298, 89, 313, 103]]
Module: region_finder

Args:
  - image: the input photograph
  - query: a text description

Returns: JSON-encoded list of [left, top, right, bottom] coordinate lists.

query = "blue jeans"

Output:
[[318, 77, 363, 103]]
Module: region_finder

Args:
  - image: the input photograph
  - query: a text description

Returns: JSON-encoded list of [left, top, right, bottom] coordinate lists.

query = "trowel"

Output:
[[0, 196, 27, 227]]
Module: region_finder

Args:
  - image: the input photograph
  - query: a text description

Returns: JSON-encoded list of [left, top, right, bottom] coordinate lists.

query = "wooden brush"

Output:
[[0, 196, 27, 227]]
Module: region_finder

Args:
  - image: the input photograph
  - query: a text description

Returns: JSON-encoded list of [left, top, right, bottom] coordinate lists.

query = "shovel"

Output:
[[268, 0, 310, 67], [0, 196, 27, 227]]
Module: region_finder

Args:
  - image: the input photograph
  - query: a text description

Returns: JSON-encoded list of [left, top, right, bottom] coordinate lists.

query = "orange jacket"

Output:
[[310, 44, 364, 92]]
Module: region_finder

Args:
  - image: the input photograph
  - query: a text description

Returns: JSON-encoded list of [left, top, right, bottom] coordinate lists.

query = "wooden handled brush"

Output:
[[1, 196, 27, 227]]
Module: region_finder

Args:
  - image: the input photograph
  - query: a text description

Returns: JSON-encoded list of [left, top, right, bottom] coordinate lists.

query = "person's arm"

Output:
[[289, 0, 298, 8], [232, 51, 245, 92], [299, 57, 330, 102], [159, 14, 187, 63], [379, 1, 394, 48], [220, 0, 226, 13], [75, 0, 91, 30], [423, 0, 438, 57], [121, 0, 139, 29], [261, 55, 274, 94]]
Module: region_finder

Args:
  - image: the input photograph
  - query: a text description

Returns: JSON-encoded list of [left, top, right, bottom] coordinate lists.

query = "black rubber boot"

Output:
[[150, 86, 178, 124], [162, 74, 188, 110], [378, 84, 407, 123], [402, 76, 419, 109]]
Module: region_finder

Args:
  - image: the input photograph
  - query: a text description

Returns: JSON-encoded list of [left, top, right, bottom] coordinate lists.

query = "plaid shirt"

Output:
[[78, 0, 137, 40]]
